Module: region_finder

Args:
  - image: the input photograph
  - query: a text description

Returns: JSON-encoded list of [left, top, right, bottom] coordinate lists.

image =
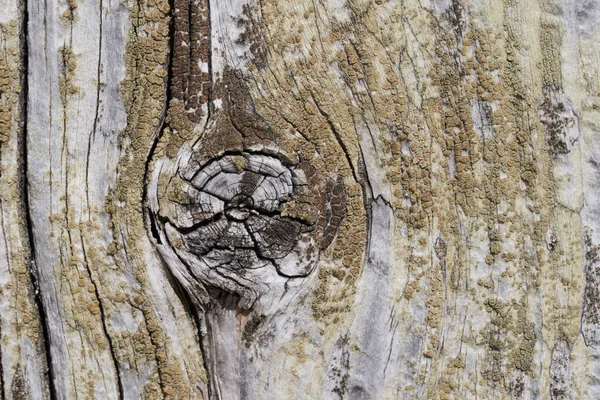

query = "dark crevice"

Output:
[[310, 97, 361, 184], [160, 221, 211, 306], [143, 0, 220, 398], [201, 313, 221, 400], [153, 240, 215, 400], [80, 239, 124, 400], [163, 217, 260, 304], [140, 0, 176, 241], [154, 223, 218, 400], [194, 312, 216, 400], [24, 245, 56, 400], [242, 229, 309, 279], [149, 212, 162, 242], [187, 0, 193, 104], [85, 0, 104, 219], [205, 0, 213, 118], [143, 2, 219, 398], [22, 0, 57, 398], [246, 207, 313, 227], [26, 261, 56, 400], [172, 212, 224, 235]]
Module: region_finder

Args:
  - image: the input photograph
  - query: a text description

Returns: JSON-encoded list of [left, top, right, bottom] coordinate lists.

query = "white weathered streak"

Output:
[[27, 0, 207, 397]]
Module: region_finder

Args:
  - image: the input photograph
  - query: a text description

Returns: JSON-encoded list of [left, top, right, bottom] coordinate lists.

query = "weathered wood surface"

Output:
[[1, 0, 600, 398], [0, 0, 50, 398]]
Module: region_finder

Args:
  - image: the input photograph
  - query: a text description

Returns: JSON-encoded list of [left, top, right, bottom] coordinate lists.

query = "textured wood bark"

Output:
[[25, 0, 207, 398], [0, 1, 51, 398], [1, 0, 600, 398]]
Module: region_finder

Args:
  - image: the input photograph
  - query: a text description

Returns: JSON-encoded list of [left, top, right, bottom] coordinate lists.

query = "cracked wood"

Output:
[[2, 0, 600, 399]]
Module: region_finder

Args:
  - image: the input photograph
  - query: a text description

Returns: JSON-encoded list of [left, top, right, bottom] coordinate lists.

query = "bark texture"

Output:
[[1, 0, 600, 399]]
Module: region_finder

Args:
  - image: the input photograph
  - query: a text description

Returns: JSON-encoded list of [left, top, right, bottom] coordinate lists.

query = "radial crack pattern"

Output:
[[156, 151, 344, 308]]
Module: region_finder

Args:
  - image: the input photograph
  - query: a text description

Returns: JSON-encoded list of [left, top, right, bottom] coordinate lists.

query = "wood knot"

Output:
[[152, 151, 345, 309]]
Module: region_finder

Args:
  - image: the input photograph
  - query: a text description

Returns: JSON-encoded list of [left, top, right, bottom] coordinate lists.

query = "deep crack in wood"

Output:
[[154, 151, 344, 309]]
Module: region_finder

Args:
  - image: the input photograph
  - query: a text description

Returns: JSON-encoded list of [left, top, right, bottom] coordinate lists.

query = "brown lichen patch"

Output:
[[538, 88, 578, 158], [245, 3, 562, 391], [311, 186, 365, 325], [155, 55, 354, 312], [45, 211, 119, 361], [582, 231, 600, 347], [162, 99, 196, 159], [223, 0, 590, 396], [10, 365, 30, 400], [0, 17, 48, 394], [171, 0, 211, 123], [539, 17, 563, 89], [345, 0, 579, 392], [121, 0, 589, 396], [58, 46, 78, 103], [61, 0, 78, 21], [248, 0, 373, 327], [130, 304, 189, 399], [236, 4, 267, 69], [110, 0, 207, 396], [0, 56, 17, 145], [422, 273, 444, 360], [509, 308, 537, 373]]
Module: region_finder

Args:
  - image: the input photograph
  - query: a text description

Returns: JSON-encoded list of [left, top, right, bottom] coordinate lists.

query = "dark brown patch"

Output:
[[172, 0, 211, 122]]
